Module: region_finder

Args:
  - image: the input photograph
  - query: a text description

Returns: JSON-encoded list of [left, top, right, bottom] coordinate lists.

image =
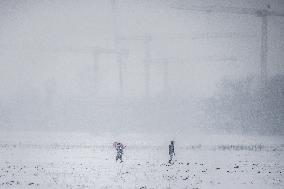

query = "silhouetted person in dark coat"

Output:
[[169, 141, 175, 164]]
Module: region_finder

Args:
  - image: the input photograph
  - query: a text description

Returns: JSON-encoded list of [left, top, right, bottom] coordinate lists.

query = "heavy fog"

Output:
[[0, 0, 283, 135]]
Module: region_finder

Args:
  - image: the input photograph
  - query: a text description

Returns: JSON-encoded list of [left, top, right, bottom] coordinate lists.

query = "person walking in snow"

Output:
[[168, 140, 175, 164], [113, 142, 126, 163]]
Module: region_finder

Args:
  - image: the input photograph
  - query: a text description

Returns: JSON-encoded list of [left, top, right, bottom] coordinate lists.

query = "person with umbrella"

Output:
[[113, 142, 126, 163]]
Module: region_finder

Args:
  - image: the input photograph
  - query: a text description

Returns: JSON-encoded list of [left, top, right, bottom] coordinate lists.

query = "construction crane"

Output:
[[116, 35, 153, 96], [1, 45, 128, 96], [110, 0, 259, 97], [111, 0, 125, 97], [91, 47, 128, 96], [171, 4, 284, 88], [117, 33, 239, 96]]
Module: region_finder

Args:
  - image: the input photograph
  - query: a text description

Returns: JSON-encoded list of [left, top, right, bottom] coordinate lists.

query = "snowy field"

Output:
[[0, 132, 283, 189]]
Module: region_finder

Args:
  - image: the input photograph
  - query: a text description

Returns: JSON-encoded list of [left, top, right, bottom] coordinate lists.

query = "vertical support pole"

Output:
[[93, 52, 99, 95], [117, 54, 124, 96], [257, 9, 269, 89], [111, 0, 118, 35], [163, 59, 169, 94], [144, 36, 151, 97], [260, 15, 268, 88], [111, 0, 124, 97]]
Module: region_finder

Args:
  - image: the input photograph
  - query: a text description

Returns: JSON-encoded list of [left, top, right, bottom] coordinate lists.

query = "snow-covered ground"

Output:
[[0, 132, 283, 189]]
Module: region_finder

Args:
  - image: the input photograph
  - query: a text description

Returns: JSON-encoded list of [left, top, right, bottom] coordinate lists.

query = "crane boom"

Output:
[[171, 5, 284, 17]]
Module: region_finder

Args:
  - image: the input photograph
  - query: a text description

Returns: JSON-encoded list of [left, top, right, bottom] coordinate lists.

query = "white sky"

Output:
[[0, 0, 284, 99]]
